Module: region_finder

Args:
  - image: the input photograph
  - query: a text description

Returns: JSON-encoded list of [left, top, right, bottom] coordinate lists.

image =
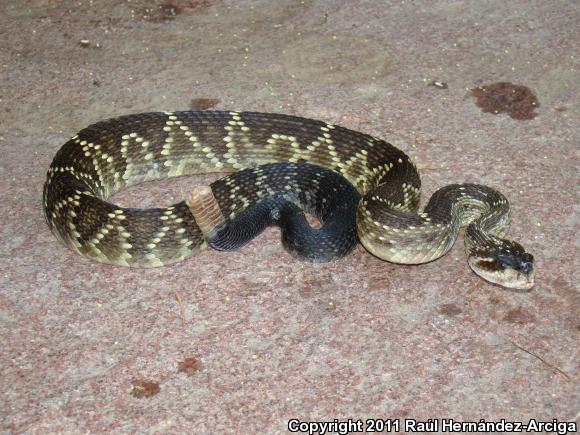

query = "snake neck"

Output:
[[357, 183, 512, 265]]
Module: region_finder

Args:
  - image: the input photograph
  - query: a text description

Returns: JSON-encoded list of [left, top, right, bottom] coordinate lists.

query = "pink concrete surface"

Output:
[[1, 0, 578, 433]]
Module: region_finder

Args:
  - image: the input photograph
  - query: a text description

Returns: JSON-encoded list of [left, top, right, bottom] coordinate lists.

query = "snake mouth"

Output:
[[502, 270, 535, 290]]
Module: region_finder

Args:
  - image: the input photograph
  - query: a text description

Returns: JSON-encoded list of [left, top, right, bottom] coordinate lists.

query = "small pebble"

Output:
[[430, 80, 448, 89]]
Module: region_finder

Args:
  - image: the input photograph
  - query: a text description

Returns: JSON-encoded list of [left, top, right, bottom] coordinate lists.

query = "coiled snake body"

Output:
[[43, 111, 534, 289]]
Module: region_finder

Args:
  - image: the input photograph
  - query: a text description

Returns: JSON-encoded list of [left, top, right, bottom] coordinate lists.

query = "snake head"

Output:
[[468, 240, 534, 290]]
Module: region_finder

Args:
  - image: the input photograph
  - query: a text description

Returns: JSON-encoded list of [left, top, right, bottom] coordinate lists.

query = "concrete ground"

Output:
[[1, 0, 578, 433]]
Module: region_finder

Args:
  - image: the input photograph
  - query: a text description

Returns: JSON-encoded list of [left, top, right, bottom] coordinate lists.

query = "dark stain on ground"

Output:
[[190, 98, 220, 110], [471, 82, 540, 120], [131, 379, 160, 398], [178, 357, 201, 375], [439, 303, 463, 316], [503, 307, 535, 324]]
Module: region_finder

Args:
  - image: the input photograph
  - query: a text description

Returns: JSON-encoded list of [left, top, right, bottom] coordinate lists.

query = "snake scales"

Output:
[[43, 111, 534, 289]]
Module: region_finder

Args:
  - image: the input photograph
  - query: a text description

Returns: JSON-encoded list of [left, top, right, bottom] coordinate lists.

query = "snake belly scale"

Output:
[[43, 111, 534, 289]]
